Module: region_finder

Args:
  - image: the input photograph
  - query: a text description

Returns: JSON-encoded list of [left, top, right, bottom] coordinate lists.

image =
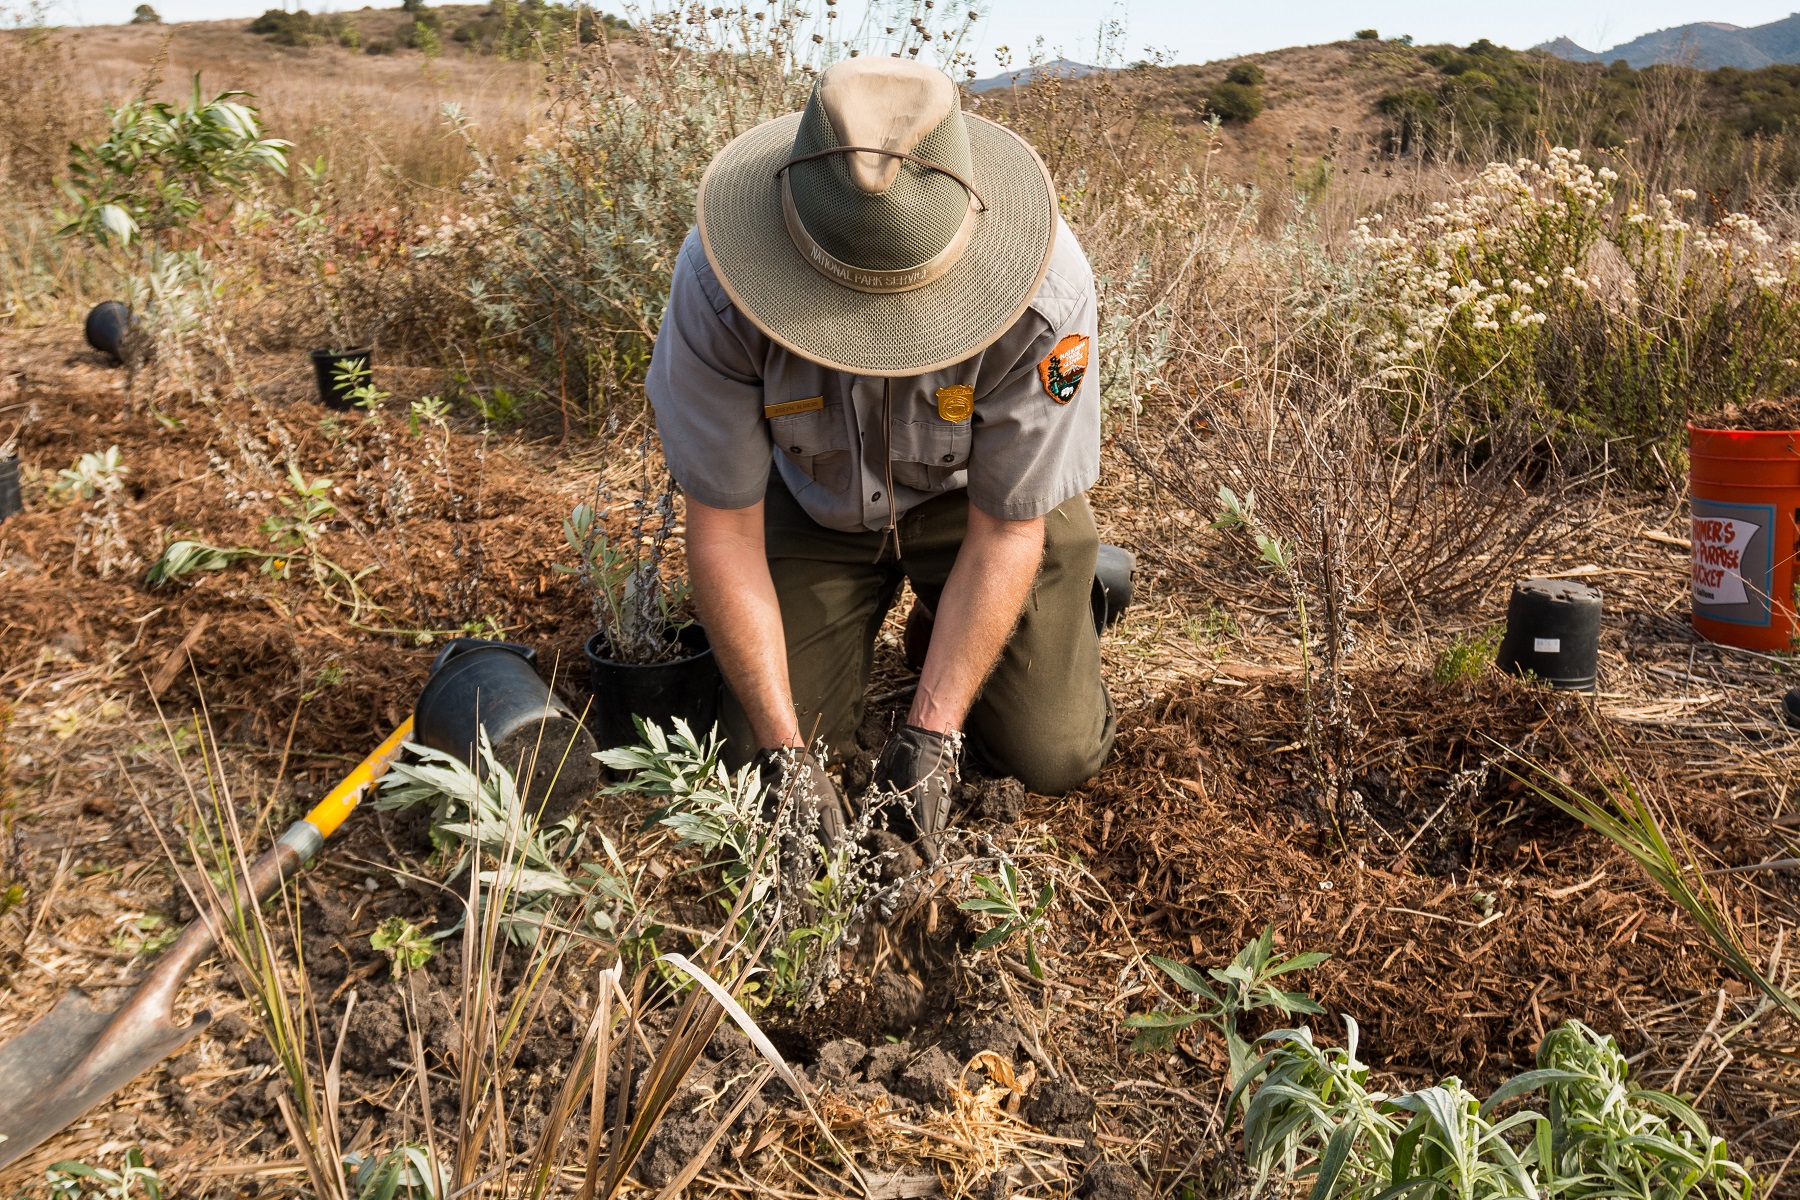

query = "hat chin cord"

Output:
[[777, 146, 985, 295]]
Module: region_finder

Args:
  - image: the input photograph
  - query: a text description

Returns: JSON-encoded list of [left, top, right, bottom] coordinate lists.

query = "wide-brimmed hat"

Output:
[[695, 57, 1058, 377]]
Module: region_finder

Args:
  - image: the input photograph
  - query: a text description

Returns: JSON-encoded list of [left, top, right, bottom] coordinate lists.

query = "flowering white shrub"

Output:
[[1338, 146, 1800, 462], [1349, 147, 1615, 410]]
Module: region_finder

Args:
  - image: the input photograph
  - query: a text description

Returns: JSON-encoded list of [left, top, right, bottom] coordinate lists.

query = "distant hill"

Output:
[[1536, 15, 1800, 69], [969, 58, 1100, 93]]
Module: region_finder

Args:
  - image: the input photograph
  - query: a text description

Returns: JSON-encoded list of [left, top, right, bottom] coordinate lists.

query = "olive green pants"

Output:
[[720, 477, 1116, 795]]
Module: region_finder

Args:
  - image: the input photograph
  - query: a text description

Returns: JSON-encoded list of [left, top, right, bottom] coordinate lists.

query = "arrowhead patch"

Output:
[[1037, 334, 1089, 404]]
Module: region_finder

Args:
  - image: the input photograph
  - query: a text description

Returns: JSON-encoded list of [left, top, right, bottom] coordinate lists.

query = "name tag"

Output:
[[764, 395, 824, 419]]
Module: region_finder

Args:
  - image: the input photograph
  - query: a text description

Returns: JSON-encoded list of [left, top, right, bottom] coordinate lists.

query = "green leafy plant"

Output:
[[59, 75, 290, 250], [46, 1147, 164, 1199], [560, 470, 691, 664], [344, 1144, 446, 1199], [599, 718, 767, 875], [1207, 78, 1264, 123], [407, 395, 449, 437], [1124, 925, 1329, 1084], [257, 464, 379, 615], [600, 718, 883, 1009], [1433, 627, 1502, 686], [1535, 1022, 1752, 1198], [144, 538, 255, 587], [50, 445, 127, 502], [958, 855, 1056, 979], [369, 916, 436, 979], [332, 356, 389, 412], [1229, 1018, 1754, 1200], [376, 734, 640, 945], [261, 465, 339, 563], [109, 913, 177, 957]]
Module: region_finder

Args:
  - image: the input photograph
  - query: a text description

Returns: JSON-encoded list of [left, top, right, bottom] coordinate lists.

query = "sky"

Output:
[[46, 0, 1800, 67]]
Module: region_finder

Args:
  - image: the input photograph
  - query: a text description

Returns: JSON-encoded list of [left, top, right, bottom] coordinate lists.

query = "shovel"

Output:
[[0, 718, 414, 1170]]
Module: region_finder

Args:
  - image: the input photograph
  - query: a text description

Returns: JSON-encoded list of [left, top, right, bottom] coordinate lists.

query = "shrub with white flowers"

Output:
[[1329, 147, 1800, 467]]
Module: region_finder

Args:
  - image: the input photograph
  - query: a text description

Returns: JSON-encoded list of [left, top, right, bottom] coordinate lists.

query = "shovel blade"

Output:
[[0, 989, 208, 1170]]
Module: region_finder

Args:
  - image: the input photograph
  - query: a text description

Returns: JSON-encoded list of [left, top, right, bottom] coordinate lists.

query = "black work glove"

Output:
[[871, 725, 961, 852], [755, 746, 846, 851]]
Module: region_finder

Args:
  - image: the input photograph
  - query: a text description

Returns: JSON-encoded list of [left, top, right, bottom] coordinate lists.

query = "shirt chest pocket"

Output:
[[770, 406, 853, 494], [890, 419, 972, 493]]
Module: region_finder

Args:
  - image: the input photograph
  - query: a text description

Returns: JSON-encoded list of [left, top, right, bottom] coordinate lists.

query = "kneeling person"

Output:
[[646, 56, 1116, 847]]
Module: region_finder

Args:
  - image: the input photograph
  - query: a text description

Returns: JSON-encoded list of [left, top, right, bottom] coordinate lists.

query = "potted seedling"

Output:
[[564, 442, 719, 749], [283, 157, 378, 409], [310, 346, 375, 410]]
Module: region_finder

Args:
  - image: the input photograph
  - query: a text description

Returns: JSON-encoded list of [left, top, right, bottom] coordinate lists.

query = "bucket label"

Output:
[[1691, 499, 1776, 627], [1533, 637, 1561, 653]]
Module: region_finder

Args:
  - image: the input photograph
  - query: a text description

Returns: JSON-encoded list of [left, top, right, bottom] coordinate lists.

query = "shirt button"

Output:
[[871, 491, 882, 502], [790, 445, 802, 454], [941, 454, 955, 462]]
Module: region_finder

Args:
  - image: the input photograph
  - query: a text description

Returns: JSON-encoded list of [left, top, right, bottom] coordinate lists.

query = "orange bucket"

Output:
[[1688, 423, 1800, 651]]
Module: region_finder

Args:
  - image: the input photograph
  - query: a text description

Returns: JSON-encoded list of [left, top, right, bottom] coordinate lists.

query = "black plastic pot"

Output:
[[84, 301, 132, 362], [1497, 578, 1602, 691], [585, 624, 721, 751], [1784, 688, 1800, 729], [0, 455, 19, 523], [1091, 544, 1136, 634], [413, 639, 600, 821], [309, 347, 373, 411]]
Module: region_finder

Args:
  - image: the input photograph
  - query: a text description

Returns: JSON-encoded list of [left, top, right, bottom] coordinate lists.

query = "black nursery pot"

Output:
[[84, 301, 132, 362], [584, 624, 721, 751], [0, 455, 19, 523], [1497, 578, 1602, 691], [309, 347, 373, 411], [1090, 544, 1136, 634], [413, 639, 601, 822]]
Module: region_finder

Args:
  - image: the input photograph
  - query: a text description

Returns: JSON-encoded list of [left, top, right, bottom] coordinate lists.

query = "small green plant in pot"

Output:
[[567, 436, 720, 749]]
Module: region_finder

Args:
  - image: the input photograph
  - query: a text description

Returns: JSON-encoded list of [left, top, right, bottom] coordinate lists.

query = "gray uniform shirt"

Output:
[[647, 220, 1100, 533]]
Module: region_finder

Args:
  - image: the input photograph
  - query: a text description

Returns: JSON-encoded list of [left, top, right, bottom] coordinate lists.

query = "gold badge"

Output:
[[935, 384, 974, 423]]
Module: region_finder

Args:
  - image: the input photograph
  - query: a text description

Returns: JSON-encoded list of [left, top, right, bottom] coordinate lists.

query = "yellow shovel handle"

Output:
[[301, 716, 414, 839]]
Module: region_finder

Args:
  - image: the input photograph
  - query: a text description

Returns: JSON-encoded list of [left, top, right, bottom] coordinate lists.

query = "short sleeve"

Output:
[[646, 233, 772, 510], [964, 232, 1101, 521]]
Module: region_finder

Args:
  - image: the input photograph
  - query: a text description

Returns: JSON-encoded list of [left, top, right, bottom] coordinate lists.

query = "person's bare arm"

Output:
[[684, 494, 802, 750], [908, 507, 1045, 734]]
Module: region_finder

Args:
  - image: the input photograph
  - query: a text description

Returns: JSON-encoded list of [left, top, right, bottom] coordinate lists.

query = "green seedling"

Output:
[[50, 446, 127, 502], [344, 1144, 445, 1200], [332, 357, 389, 412], [1124, 924, 1328, 1084], [369, 916, 436, 979], [109, 914, 176, 958], [1433, 627, 1501, 686], [959, 856, 1056, 979], [46, 1146, 164, 1200]]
